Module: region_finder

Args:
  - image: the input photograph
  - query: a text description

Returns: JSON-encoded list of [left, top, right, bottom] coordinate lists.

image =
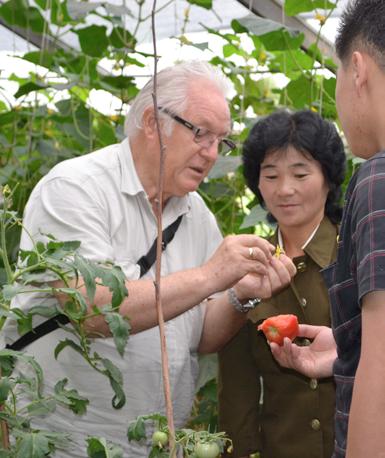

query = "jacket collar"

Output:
[[271, 216, 338, 268]]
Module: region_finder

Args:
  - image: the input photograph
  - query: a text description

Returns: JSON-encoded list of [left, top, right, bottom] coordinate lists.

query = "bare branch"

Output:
[[151, 1, 176, 455]]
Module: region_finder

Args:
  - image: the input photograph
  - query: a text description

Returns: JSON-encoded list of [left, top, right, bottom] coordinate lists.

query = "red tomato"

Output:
[[257, 314, 299, 345]]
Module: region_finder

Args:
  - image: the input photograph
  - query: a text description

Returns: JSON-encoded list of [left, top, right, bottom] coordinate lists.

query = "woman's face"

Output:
[[258, 146, 329, 231]]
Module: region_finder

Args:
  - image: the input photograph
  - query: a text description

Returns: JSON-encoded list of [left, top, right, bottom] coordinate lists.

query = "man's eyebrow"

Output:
[[197, 116, 232, 136]]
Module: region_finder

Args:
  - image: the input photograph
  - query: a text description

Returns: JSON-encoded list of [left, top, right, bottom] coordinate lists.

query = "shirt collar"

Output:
[[118, 138, 191, 219]]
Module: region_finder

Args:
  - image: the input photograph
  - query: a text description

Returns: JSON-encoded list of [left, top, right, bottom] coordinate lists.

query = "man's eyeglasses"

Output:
[[158, 107, 236, 155]]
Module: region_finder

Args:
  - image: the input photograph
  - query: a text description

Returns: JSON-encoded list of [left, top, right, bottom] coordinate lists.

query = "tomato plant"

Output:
[[258, 314, 299, 345]]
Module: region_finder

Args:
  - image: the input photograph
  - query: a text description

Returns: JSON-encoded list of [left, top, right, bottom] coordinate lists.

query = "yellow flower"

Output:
[[275, 245, 284, 258], [315, 12, 326, 25], [2, 184, 11, 196]]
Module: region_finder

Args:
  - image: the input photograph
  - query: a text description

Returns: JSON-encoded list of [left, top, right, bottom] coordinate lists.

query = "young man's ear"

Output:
[[351, 51, 368, 96]]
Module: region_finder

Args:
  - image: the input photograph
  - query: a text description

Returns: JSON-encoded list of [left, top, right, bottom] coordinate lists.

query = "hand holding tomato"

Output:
[[270, 324, 336, 378], [258, 314, 299, 345]]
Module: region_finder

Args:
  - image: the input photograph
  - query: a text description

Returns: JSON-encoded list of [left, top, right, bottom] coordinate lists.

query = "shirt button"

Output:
[[297, 261, 306, 272], [311, 418, 321, 431], [300, 297, 307, 307], [309, 378, 318, 390]]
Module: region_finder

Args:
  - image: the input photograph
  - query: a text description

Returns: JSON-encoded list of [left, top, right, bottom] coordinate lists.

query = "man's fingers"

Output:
[[270, 337, 301, 369], [269, 257, 294, 286], [277, 254, 297, 277], [246, 246, 270, 266], [239, 235, 275, 259]]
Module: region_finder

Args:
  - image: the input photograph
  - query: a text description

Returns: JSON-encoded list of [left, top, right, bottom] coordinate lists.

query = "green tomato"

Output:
[[151, 430, 168, 447], [194, 441, 221, 458]]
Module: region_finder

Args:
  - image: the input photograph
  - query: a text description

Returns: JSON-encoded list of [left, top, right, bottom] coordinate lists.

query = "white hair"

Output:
[[124, 60, 230, 138]]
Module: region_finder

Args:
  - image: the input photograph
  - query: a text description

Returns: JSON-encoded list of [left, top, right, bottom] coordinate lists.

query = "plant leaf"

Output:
[[127, 416, 146, 442], [66, 0, 101, 20], [16, 432, 50, 458], [86, 436, 123, 458], [104, 312, 130, 357], [187, 0, 212, 9], [208, 156, 241, 179], [284, 0, 336, 16], [26, 398, 56, 416], [0, 350, 44, 395], [54, 339, 84, 360], [0, 377, 12, 403], [73, 254, 97, 303], [101, 358, 125, 409], [240, 205, 269, 229], [76, 25, 109, 57], [95, 265, 128, 309], [54, 378, 89, 415]]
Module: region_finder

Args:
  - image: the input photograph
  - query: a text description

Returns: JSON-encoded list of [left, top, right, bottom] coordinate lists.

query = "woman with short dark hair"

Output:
[[218, 109, 346, 458]]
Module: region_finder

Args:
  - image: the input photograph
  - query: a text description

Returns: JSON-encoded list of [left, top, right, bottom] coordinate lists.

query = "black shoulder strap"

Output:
[[7, 314, 71, 351], [137, 214, 183, 277], [6, 215, 183, 351]]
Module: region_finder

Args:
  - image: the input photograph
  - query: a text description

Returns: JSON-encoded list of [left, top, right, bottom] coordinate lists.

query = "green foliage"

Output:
[[128, 413, 231, 457], [284, 0, 336, 16], [0, 191, 131, 453], [86, 437, 123, 458]]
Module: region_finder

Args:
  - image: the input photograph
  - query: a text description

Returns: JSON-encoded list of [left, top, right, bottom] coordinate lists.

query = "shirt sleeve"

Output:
[[21, 176, 113, 263], [352, 156, 385, 302]]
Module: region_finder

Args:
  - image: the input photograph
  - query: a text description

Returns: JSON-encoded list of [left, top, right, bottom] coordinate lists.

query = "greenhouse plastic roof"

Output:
[[0, 0, 349, 54]]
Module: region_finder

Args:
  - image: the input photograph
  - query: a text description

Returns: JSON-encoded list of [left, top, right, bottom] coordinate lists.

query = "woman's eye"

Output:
[[295, 174, 308, 179], [263, 175, 277, 180]]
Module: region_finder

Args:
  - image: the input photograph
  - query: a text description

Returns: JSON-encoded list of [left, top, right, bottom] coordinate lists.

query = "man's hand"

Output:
[[234, 254, 296, 301], [201, 234, 276, 292], [269, 324, 336, 379], [198, 252, 296, 353]]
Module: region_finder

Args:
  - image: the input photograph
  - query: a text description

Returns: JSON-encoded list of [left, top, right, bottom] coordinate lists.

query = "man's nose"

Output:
[[200, 139, 219, 161]]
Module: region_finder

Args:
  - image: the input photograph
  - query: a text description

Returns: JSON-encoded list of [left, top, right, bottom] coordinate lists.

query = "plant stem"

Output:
[[0, 369, 10, 450], [151, 1, 176, 456], [0, 213, 13, 284]]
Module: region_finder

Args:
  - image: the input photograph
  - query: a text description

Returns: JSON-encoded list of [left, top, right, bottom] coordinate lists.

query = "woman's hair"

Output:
[[124, 60, 230, 138], [242, 110, 346, 224]]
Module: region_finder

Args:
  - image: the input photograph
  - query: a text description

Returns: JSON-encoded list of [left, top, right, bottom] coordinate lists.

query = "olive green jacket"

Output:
[[218, 217, 338, 458]]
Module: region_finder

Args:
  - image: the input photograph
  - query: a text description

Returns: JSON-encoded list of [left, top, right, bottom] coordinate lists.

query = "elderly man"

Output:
[[3, 60, 295, 457]]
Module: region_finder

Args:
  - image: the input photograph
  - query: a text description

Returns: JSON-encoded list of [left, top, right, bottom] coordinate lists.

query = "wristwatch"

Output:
[[227, 287, 262, 313]]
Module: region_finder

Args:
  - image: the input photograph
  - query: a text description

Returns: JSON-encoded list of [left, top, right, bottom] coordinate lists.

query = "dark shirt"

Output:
[[322, 152, 385, 457], [218, 217, 337, 458]]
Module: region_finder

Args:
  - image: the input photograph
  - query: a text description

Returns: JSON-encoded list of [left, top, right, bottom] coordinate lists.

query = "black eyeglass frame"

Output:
[[158, 106, 236, 154]]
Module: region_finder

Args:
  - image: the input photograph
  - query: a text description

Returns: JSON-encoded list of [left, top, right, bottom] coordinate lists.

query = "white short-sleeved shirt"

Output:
[[2, 139, 223, 457]]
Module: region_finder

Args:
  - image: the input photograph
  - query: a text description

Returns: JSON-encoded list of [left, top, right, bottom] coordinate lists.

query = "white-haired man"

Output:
[[3, 61, 295, 456]]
